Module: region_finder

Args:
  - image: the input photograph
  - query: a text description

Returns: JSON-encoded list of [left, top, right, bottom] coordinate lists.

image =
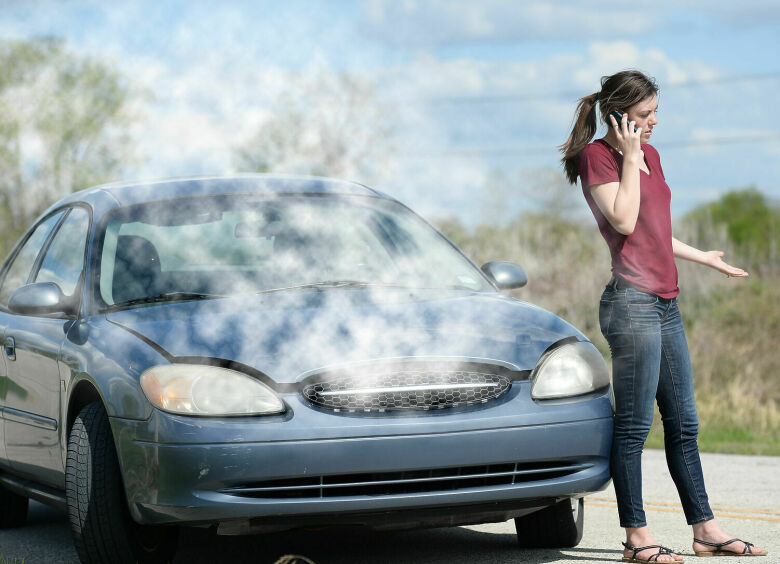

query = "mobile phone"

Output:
[[608, 110, 638, 132]]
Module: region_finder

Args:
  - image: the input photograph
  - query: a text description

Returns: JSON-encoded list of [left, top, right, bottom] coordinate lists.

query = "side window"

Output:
[[0, 212, 65, 306], [35, 207, 90, 296]]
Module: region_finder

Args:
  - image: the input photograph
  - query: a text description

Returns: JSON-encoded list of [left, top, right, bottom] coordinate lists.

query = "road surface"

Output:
[[1, 449, 777, 563]]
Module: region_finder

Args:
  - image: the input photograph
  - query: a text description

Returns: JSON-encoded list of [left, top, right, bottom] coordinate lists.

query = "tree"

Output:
[[233, 65, 393, 183], [0, 36, 139, 255], [681, 187, 779, 270]]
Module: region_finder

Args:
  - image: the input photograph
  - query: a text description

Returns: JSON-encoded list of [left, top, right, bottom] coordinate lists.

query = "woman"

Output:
[[559, 70, 767, 562]]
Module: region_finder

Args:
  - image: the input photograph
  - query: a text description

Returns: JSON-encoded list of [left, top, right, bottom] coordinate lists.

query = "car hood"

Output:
[[105, 289, 584, 384]]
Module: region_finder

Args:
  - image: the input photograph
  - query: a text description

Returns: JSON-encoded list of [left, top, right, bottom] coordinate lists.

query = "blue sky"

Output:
[[2, 0, 779, 225]]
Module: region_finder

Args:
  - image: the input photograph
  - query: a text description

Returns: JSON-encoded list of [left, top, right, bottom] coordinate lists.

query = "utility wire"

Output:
[[401, 132, 780, 158], [393, 72, 780, 105]]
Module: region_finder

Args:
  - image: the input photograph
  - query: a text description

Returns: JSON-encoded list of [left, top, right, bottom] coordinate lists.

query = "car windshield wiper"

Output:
[[255, 280, 415, 295], [256, 280, 478, 295], [106, 292, 227, 310]]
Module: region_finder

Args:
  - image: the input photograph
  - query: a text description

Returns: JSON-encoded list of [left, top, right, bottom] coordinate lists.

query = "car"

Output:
[[0, 175, 613, 563]]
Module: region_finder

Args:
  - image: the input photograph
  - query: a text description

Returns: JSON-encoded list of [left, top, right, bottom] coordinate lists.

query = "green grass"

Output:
[[645, 424, 780, 456], [0, 553, 25, 564]]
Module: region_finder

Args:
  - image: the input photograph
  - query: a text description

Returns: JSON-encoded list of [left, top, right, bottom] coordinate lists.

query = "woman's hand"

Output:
[[607, 112, 642, 161], [703, 251, 749, 277]]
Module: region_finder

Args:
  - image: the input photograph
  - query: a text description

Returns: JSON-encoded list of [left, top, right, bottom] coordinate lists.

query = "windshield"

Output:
[[97, 194, 491, 307]]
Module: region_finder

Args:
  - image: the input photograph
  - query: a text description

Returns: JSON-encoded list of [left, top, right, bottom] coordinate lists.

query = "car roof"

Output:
[[56, 174, 386, 208]]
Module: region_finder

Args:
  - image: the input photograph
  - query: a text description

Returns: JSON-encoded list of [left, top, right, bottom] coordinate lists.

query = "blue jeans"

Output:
[[599, 281, 714, 528]]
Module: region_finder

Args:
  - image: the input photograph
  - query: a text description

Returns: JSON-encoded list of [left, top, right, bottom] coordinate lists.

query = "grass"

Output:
[[0, 553, 25, 564], [646, 417, 780, 456]]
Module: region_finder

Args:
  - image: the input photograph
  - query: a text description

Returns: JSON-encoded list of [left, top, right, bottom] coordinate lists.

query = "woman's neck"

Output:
[[601, 132, 621, 153]]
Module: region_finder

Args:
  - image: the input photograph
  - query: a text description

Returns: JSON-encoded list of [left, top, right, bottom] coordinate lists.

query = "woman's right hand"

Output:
[[608, 113, 643, 160]]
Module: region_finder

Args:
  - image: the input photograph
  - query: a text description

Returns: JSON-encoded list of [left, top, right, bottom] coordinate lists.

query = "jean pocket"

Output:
[[626, 287, 659, 306]]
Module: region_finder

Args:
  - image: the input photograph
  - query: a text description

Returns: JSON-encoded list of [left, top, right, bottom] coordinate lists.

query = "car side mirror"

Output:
[[8, 282, 77, 316], [481, 261, 528, 290]]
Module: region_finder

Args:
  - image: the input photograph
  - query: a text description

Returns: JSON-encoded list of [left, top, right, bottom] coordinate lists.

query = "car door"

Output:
[[0, 211, 66, 475], [0, 207, 89, 488]]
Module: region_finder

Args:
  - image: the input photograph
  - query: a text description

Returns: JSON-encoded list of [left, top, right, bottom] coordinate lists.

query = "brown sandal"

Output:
[[693, 538, 767, 557], [622, 542, 683, 563]]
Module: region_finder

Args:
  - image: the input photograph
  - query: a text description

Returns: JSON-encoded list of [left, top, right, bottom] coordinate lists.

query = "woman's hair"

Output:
[[559, 70, 659, 184]]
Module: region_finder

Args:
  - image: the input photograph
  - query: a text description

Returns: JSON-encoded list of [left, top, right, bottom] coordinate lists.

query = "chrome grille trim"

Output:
[[301, 361, 516, 413], [319, 382, 499, 396], [219, 461, 590, 499]]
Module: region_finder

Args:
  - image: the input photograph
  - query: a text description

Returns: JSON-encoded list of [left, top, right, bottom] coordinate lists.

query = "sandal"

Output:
[[693, 538, 767, 557], [622, 542, 683, 563]]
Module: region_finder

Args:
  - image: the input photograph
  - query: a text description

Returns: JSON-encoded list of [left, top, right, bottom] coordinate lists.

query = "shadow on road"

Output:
[[3, 502, 626, 564], [175, 524, 623, 564]]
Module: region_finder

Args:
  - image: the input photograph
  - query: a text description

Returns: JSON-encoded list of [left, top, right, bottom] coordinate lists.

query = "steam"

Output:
[[101, 189, 579, 384]]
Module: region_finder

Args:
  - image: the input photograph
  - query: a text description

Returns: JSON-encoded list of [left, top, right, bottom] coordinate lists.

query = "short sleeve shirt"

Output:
[[578, 139, 679, 298]]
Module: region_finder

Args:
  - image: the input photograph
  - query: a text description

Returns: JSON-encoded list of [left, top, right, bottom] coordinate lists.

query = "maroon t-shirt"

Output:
[[578, 139, 679, 298]]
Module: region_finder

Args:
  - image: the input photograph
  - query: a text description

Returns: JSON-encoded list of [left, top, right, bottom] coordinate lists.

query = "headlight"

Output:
[[531, 341, 610, 400], [140, 364, 285, 416]]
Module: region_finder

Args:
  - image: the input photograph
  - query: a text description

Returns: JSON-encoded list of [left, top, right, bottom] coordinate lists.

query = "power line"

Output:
[[392, 72, 780, 105], [400, 132, 780, 159]]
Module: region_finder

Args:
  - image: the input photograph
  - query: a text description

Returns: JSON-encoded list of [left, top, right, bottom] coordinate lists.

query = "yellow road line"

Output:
[[585, 500, 780, 523], [589, 496, 780, 517]]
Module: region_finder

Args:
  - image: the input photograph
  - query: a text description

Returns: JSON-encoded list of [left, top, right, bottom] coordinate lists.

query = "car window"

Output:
[[35, 207, 90, 295], [0, 212, 65, 306], [98, 195, 492, 306]]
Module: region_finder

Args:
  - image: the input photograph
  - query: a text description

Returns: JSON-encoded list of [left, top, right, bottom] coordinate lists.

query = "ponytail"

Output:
[[559, 92, 599, 185]]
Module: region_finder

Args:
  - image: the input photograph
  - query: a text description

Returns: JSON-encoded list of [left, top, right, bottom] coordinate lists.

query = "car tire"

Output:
[[514, 497, 584, 548], [66, 401, 178, 564], [0, 484, 29, 528]]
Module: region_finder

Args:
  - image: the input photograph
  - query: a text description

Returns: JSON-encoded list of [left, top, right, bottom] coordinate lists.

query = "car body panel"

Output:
[[0, 328, 7, 465], [0, 309, 70, 489], [105, 290, 584, 384], [47, 176, 381, 213], [111, 396, 612, 525]]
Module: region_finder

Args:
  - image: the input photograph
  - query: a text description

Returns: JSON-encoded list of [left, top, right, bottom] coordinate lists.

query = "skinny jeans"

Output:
[[599, 280, 714, 528]]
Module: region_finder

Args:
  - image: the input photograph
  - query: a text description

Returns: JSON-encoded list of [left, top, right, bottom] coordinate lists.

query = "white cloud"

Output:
[[4, 2, 776, 223], [362, 0, 780, 47], [362, 0, 661, 46]]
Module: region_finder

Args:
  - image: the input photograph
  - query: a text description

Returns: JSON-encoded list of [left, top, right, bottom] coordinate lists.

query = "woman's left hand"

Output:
[[704, 251, 749, 277]]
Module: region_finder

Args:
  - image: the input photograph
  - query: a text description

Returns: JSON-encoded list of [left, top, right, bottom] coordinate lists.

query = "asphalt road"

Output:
[[1, 449, 777, 564]]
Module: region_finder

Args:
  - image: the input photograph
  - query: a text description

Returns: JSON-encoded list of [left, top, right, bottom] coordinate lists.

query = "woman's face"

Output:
[[626, 94, 659, 143]]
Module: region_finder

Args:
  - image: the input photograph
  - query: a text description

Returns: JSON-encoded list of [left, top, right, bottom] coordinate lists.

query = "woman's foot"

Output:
[[692, 519, 766, 556], [624, 527, 684, 562]]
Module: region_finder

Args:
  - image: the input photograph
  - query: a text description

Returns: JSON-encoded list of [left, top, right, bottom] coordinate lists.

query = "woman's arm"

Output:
[[588, 171, 640, 235], [588, 115, 643, 235], [672, 237, 749, 277]]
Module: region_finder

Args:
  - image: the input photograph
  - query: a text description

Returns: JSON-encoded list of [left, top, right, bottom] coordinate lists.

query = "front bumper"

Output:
[[111, 383, 613, 529]]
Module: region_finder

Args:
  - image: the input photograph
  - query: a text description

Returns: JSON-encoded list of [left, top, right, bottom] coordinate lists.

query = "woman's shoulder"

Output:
[[579, 139, 616, 165], [582, 138, 614, 156]]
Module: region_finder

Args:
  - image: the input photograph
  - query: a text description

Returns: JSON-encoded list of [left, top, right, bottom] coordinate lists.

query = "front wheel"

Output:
[[515, 497, 584, 548], [66, 401, 178, 564]]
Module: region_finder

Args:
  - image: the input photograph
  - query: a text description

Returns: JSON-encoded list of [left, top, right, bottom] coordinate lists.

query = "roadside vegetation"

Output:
[[436, 187, 780, 455]]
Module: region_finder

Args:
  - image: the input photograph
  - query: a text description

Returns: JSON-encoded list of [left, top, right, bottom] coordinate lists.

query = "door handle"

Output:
[[4, 336, 15, 361]]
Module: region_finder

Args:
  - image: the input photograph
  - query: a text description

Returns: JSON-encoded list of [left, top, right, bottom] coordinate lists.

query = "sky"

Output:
[[2, 0, 779, 226]]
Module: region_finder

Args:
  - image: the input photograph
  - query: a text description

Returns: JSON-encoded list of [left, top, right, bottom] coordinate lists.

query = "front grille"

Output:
[[301, 361, 516, 413], [219, 461, 588, 499]]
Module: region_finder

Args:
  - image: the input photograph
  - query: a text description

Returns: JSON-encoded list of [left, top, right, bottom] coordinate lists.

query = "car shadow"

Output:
[[3, 502, 622, 564], [175, 524, 622, 563]]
